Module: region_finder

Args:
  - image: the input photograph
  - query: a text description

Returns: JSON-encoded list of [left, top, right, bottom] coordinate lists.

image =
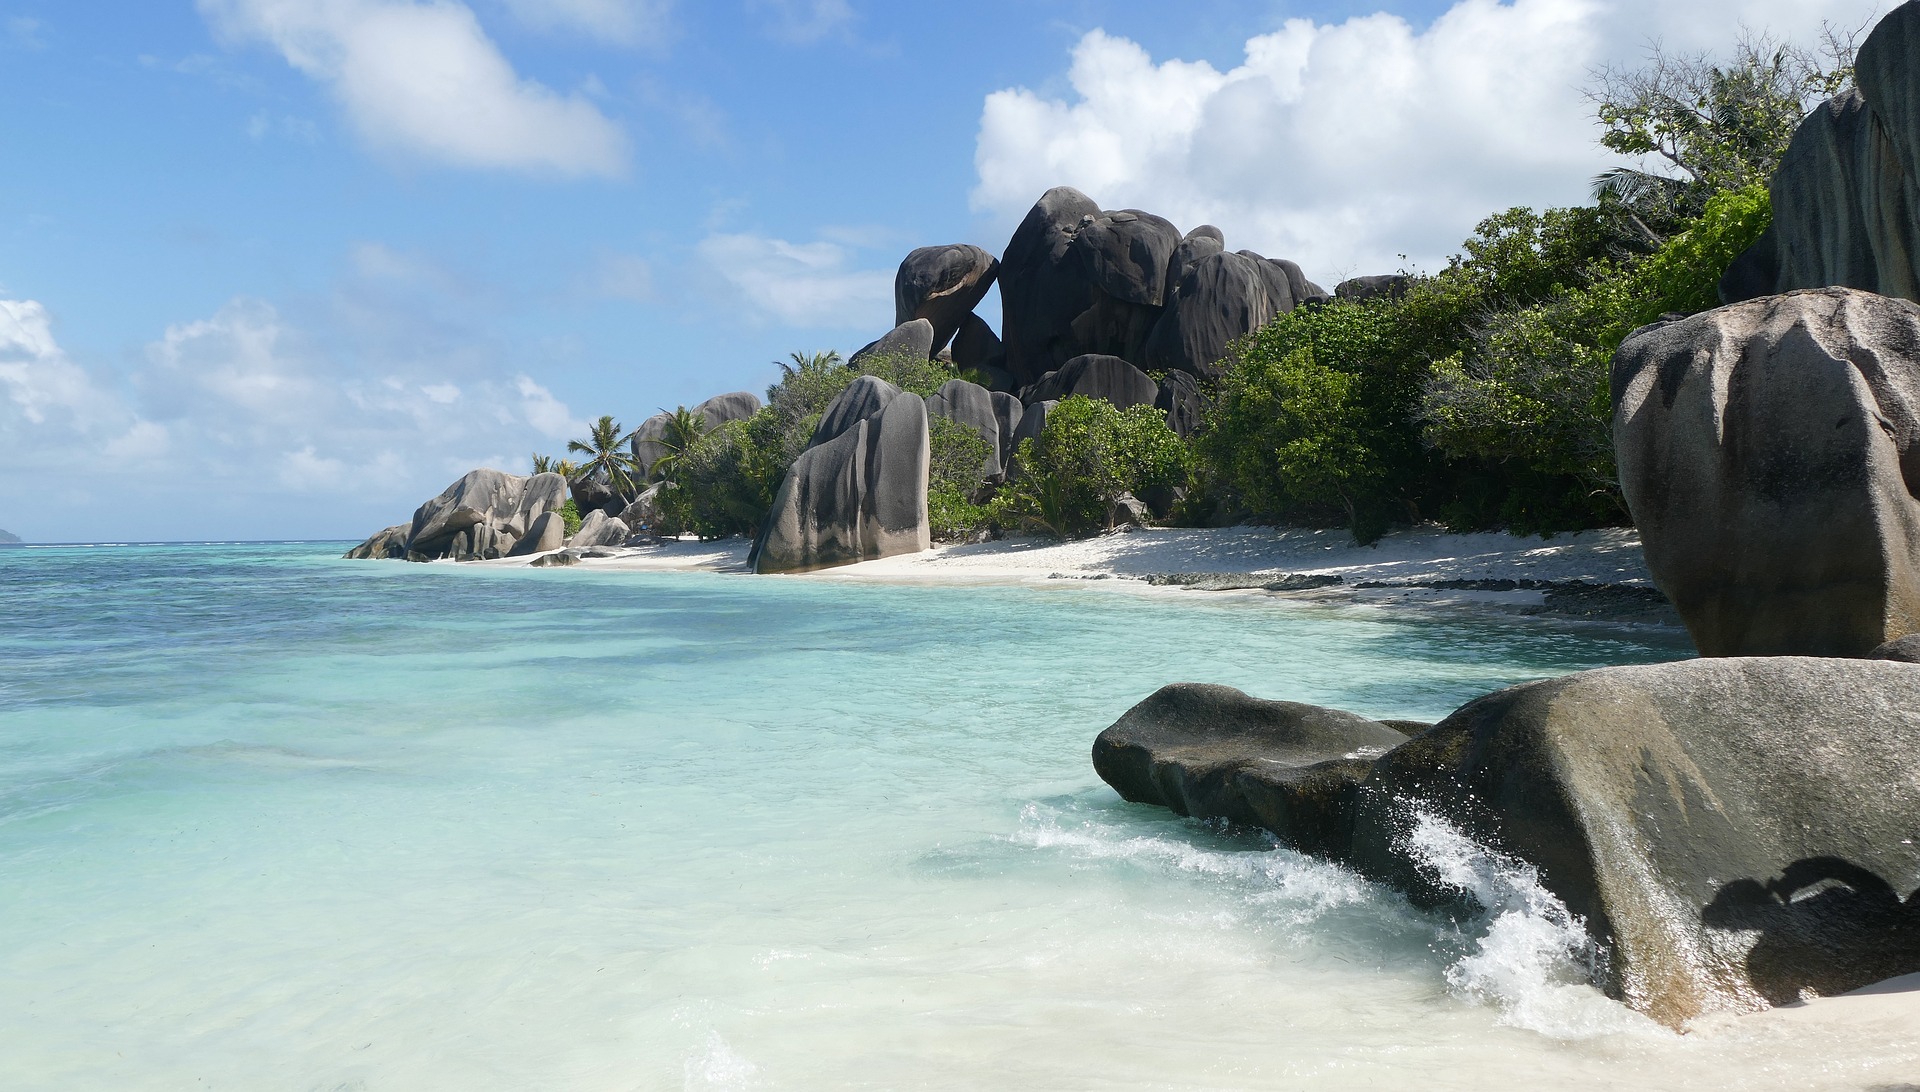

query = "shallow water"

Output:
[[0, 543, 1912, 1090]]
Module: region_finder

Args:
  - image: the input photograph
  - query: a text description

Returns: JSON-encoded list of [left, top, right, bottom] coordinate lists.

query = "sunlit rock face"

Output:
[[1721, 0, 1920, 304], [1612, 287, 1920, 658]]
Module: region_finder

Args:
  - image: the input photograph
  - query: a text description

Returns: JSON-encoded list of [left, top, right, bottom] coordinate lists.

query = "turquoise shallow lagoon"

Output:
[[1, 543, 1913, 1089]]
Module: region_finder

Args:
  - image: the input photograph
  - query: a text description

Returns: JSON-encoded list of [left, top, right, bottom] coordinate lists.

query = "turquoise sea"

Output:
[[1, 542, 1913, 1090]]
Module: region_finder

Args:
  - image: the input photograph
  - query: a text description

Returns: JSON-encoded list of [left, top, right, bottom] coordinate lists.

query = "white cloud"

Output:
[[971, 0, 1890, 281], [496, 0, 673, 45], [697, 232, 893, 329], [199, 0, 629, 177], [0, 299, 118, 428], [748, 0, 853, 44]]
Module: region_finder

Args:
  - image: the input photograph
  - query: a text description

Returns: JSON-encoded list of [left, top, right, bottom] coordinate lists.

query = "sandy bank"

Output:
[[492, 524, 1677, 626]]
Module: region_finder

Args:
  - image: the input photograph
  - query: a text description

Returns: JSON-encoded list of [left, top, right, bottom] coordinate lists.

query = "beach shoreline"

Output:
[[486, 524, 1682, 628]]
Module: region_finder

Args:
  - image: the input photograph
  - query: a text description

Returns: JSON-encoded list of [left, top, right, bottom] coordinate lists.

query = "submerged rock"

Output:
[[1093, 683, 1412, 861], [1350, 657, 1920, 1028], [1613, 288, 1920, 656]]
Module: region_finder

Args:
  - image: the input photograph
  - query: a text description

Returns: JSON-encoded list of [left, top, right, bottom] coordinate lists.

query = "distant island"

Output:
[[0, 529, 19, 544]]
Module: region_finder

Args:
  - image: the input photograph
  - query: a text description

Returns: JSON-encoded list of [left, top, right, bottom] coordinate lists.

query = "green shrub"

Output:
[[990, 396, 1188, 538], [1629, 183, 1772, 324], [927, 416, 994, 540], [558, 499, 583, 537]]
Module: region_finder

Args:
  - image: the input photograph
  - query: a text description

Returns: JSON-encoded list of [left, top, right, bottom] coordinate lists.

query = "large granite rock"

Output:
[[398, 469, 568, 562], [1350, 657, 1920, 1028], [1095, 684, 1412, 861], [632, 391, 764, 478], [1721, 1, 1920, 304], [1337, 274, 1412, 302], [1165, 225, 1225, 289], [850, 318, 937, 369], [1024, 354, 1159, 410], [999, 187, 1103, 386], [1143, 251, 1279, 378], [927, 378, 1008, 480], [1613, 287, 1920, 656], [507, 510, 566, 557], [567, 511, 629, 550], [990, 391, 1023, 469], [896, 245, 1000, 355], [344, 523, 410, 560], [951, 312, 1010, 389], [1156, 371, 1205, 438], [752, 378, 931, 574]]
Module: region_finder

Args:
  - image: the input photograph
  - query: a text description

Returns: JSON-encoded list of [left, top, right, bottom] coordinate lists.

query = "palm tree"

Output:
[[531, 453, 557, 475], [567, 415, 643, 495], [778, 349, 842, 380], [648, 406, 710, 484]]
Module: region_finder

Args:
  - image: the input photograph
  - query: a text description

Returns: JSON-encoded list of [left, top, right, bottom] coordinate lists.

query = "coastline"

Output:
[[487, 524, 1682, 628]]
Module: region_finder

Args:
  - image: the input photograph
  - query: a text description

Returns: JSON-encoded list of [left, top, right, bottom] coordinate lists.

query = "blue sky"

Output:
[[0, 0, 1889, 541]]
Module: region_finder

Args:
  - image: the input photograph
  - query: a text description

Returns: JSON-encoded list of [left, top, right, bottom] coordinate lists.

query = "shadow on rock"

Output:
[[1704, 857, 1920, 1005]]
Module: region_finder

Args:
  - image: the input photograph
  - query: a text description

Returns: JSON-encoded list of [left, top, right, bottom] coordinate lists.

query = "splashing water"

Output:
[[1400, 810, 1665, 1039]]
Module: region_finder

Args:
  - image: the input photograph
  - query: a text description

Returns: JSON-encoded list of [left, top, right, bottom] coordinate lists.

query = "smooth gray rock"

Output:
[[632, 392, 763, 477], [1074, 210, 1181, 306], [567, 510, 630, 550], [927, 378, 1006, 480], [951, 312, 1008, 383], [1338, 274, 1413, 302], [1870, 634, 1920, 661], [1094, 683, 1411, 862], [1166, 226, 1226, 289], [1350, 657, 1920, 1028], [400, 468, 564, 561], [849, 318, 937, 370], [1024, 354, 1158, 410], [1143, 251, 1278, 378], [1613, 287, 1920, 656], [569, 476, 619, 517], [507, 510, 566, 557], [344, 524, 410, 560], [999, 187, 1102, 386], [618, 483, 666, 533], [812, 373, 906, 448], [753, 380, 931, 574], [530, 550, 579, 568], [1156, 371, 1205, 438], [1721, 2, 1920, 304], [895, 245, 1000, 354], [990, 391, 1023, 468]]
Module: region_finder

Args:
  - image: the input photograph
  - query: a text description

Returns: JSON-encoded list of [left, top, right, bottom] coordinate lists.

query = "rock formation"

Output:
[[895, 245, 999, 355], [849, 318, 936, 369], [1094, 684, 1412, 861], [506, 510, 566, 557], [1023, 354, 1159, 410], [631, 391, 763, 478], [567, 509, 630, 550], [997, 186, 1318, 386], [927, 378, 1011, 481], [1155, 371, 1205, 438], [1721, 1, 1920, 304], [358, 469, 569, 563], [752, 376, 931, 574], [1337, 274, 1412, 302], [951, 313, 1010, 390], [1613, 287, 1920, 656], [1351, 657, 1920, 1028]]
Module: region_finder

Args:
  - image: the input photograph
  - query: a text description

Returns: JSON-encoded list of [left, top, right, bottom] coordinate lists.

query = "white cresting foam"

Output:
[[1399, 809, 1666, 1040]]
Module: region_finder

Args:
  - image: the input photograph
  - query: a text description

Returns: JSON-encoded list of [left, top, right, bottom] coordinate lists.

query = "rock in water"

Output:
[[1613, 287, 1920, 656], [895, 245, 1000, 354], [1350, 657, 1920, 1029], [1721, 1, 1920, 303], [753, 378, 931, 574], [1023, 354, 1159, 410], [849, 319, 936, 369], [344, 524, 410, 560], [1093, 684, 1412, 861], [398, 469, 567, 561]]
